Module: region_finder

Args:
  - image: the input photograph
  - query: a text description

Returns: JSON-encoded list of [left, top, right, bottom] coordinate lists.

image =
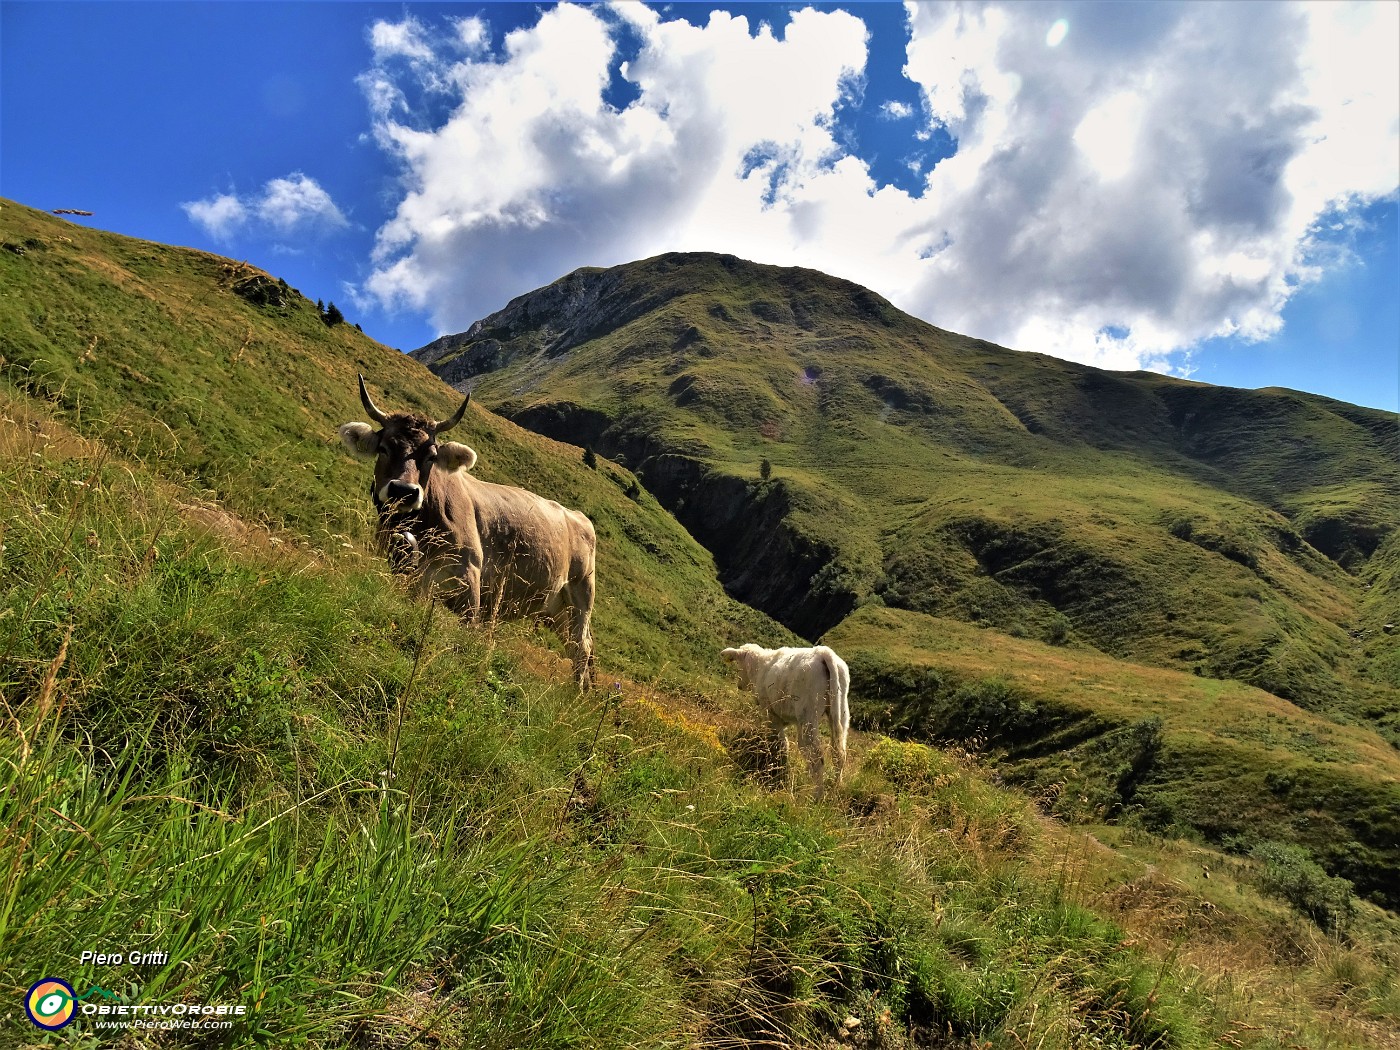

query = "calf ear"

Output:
[[338, 422, 378, 460], [721, 647, 739, 665], [437, 441, 479, 473]]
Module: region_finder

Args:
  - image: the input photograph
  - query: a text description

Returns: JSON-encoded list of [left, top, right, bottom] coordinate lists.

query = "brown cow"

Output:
[[339, 376, 596, 688]]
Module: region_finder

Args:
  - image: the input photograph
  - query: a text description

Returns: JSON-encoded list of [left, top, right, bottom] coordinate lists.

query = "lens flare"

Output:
[[1046, 19, 1069, 47]]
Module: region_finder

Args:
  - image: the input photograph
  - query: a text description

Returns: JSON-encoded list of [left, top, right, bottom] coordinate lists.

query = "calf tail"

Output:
[[821, 648, 850, 779]]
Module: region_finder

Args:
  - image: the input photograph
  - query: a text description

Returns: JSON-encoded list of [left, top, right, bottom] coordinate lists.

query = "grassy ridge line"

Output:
[[436, 252, 1393, 710], [836, 606, 1397, 771], [431, 251, 1399, 530], [0, 198, 792, 694]]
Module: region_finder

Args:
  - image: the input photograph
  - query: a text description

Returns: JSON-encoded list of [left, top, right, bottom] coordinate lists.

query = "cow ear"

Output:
[[436, 441, 478, 473], [338, 422, 378, 460]]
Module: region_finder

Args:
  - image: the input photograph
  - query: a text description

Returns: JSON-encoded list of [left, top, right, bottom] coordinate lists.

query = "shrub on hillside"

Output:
[[1251, 840, 1356, 932], [1046, 611, 1072, 646], [866, 737, 956, 790]]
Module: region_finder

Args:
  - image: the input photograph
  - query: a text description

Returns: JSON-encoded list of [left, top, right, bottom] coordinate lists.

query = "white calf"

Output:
[[721, 643, 851, 798]]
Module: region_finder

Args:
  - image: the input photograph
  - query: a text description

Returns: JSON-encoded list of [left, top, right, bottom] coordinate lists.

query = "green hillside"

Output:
[[3, 199, 1399, 1048], [415, 251, 1400, 906], [0, 203, 789, 691], [418, 253, 1396, 680]]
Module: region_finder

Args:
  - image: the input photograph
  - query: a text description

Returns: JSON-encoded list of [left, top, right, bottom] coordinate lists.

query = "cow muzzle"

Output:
[[387, 530, 421, 573], [379, 480, 425, 512]]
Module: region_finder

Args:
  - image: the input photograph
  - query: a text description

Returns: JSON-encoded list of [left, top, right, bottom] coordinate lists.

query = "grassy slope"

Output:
[[427, 254, 1396, 697], [829, 606, 1400, 905], [417, 251, 1400, 907], [0, 201, 790, 691], [3, 202, 1399, 1048], [4, 405, 1399, 1050]]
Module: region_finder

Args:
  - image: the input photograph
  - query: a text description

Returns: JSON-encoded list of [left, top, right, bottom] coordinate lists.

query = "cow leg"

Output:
[[562, 606, 594, 691], [796, 719, 826, 799], [460, 557, 483, 624], [567, 574, 595, 691], [546, 584, 594, 692]]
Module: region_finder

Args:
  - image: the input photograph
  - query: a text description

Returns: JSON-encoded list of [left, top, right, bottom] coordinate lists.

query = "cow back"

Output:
[[423, 471, 595, 618]]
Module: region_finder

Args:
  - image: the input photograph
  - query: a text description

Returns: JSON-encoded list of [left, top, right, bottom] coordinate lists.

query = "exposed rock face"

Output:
[[232, 274, 288, 308], [413, 264, 684, 383]]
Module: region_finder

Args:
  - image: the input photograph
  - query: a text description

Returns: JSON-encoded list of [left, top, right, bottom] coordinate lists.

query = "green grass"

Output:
[[0, 406, 1256, 1049]]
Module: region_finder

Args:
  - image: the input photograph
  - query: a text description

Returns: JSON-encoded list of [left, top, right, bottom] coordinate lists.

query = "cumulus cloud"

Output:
[[897, 0, 1398, 369], [360, 3, 870, 329], [182, 192, 247, 241], [359, 1, 1398, 371], [183, 173, 348, 242]]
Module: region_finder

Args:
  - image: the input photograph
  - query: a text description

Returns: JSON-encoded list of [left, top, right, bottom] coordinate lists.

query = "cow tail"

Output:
[[822, 648, 850, 770]]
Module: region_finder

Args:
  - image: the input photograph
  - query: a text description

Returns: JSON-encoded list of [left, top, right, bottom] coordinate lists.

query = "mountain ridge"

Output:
[[411, 250, 1396, 648], [414, 250, 1400, 904]]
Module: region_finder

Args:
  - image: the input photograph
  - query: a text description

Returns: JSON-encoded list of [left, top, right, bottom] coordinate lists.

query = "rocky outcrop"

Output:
[[412, 262, 694, 381]]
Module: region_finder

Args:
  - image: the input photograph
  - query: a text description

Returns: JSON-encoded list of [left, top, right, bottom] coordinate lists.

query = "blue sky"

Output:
[[2, 2, 1396, 411]]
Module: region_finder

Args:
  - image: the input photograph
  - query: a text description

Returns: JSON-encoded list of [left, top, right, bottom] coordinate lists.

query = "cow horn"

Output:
[[434, 392, 471, 434], [358, 374, 389, 424]]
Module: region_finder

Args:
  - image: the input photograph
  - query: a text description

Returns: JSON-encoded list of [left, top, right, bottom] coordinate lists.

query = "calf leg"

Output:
[[796, 719, 826, 799], [766, 712, 790, 787], [829, 657, 850, 786]]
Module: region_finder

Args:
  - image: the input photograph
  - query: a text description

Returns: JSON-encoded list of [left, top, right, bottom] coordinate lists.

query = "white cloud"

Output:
[[880, 100, 914, 120], [1073, 91, 1145, 181], [181, 192, 247, 241], [895, 0, 1399, 368], [359, 1, 1399, 373], [256, 175, 348, 234], [183, 173, 348, 242], [362, 3, 870, 326], [369, 17, 436, 65]]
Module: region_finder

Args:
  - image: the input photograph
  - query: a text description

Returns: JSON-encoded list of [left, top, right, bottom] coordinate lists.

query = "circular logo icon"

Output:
[[26, 978, 76, 1030]]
